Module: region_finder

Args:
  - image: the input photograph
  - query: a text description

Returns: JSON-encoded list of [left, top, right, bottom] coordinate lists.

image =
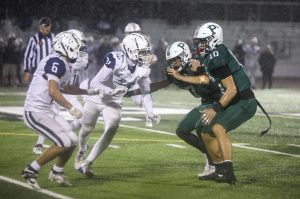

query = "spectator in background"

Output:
[[259, 44, 276, 89], [95, 36, 112, 71], [23, 17, 54, 85], [2, 33, 18, 87], [243, 37, 260, 89], [22, 17, 54, 155], [232, 39, 245, 65], [110, 36, 121, 51], [0, 38, 5, 86], [151, 38, 168, 82], [15, 37, 24, 85]]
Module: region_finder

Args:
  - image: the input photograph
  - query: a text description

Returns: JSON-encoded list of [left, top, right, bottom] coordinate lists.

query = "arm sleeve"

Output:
[[138, 77, 154, 118]]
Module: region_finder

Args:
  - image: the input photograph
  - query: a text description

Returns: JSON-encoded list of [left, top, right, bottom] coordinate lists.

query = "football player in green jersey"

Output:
[[191, 22, 258, 184], [127, 41, 223, 179]]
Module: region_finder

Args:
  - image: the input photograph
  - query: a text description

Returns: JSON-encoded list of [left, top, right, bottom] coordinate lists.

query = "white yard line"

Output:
[[233, 144, 300, 158], [109, 144, 120, 149], [166, 144, 187, 148], [0, 175, 74, 199], [117, 123, 300, 159], [287, 144, 300, 148]]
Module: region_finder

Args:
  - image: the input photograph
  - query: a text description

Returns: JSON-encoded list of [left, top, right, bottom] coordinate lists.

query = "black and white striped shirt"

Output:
[[23, 32, 54, 74]]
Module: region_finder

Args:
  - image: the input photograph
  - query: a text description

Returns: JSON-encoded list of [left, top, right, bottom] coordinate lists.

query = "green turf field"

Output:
[[0, 87, 299, 199]]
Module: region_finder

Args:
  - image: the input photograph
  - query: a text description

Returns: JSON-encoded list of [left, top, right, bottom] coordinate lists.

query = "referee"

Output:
[[23, 17, 54, 84]]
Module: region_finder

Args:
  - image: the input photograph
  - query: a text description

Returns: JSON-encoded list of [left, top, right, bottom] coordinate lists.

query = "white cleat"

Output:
[[74, 152, 85, 170], [32, 145, 43, 155], [77, 161, 94, 177], [48, 170, 72, 186], [145, 119, 153, 128], [21, 168, 41, 190]]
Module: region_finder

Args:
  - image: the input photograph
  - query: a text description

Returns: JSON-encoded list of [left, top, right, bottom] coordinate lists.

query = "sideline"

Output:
[[0, 175, 74, 199]]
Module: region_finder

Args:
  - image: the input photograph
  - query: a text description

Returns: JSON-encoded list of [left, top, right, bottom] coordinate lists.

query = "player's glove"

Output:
[[86, 88, 100, 95], [98, 87, 114, 98], [68, 106, 82, 119], [113, 86, 128, 96]]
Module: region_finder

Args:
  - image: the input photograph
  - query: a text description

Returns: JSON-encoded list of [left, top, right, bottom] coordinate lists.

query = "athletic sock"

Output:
[[29, 161, 41, 172], [52, 165, 64, 174]]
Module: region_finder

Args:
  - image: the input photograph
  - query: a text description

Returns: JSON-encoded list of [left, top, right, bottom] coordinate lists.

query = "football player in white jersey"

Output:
[[21, 31, 99, 189], [75, 33, 157, 176], [32, 29, 89, 155], [124, 22, 160, 127]]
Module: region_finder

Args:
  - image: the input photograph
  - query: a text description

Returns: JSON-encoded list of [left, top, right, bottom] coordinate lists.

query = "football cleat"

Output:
[[198, 157, 216, 180], [145, 119, 153, 128], [77, 161, 94, 177], [214, 173, 237, 185], [198, 165, 216, 180], [21, 168, 40, 190], [74, 151, 85, 170], [32, 144, 43, 155], [48, 169, 72, 186]]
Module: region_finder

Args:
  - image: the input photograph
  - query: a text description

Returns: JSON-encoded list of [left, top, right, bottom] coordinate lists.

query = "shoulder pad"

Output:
[[103, 52, 116, 69], [44, 57, 66, 78]]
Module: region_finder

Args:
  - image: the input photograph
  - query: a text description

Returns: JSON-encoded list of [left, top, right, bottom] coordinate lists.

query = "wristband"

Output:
[[212, 101, 224, 112]]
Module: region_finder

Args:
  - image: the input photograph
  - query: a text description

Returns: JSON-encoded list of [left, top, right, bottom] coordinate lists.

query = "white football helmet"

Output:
[[165, 41, 191, 72], [53, 31, 81, 61], [124, 22, 141, 35], [67, 29, 87, 51], [193, 22, 223, 55], [122, 33, 152, 65]]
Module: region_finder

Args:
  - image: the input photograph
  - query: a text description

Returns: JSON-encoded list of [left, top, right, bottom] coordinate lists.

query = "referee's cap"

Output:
[[39, 17, 51, 27]]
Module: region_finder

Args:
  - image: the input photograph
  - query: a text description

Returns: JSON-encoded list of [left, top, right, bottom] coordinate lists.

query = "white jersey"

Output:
[[88, 51, 150, 104], [24, 52, 73, 114]]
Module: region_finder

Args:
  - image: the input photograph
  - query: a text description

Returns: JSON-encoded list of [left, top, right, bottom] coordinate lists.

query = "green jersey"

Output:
[[167, 62, 222, 104], [202, 44, 251, 92]]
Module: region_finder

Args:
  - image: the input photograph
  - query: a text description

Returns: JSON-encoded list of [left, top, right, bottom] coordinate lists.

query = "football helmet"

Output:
[[165, 41, 191, 72], [67, 29, 87, 51], [124, 22, 141, 34], [121, 33, 152, 65], [53, 31, 81, 61], [193, 22, 223, 55]]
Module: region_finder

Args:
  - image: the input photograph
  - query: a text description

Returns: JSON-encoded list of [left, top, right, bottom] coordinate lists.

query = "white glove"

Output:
[[68, 106, 82, 119], [98, 87, 113, 97], [86, 88, 100, 95], [113, 86, 128, 96]]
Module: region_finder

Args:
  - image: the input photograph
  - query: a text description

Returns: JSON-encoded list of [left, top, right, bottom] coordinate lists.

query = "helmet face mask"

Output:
[[167, 56, 182, 71], [67, 29, 87, 51], [166, 41, 191, 72], [193, 22, 223, 55], [122, 33, 152, 65]]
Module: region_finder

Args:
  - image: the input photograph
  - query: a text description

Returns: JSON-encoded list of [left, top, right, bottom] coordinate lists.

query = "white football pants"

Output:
[[79, 99, 121, 163]]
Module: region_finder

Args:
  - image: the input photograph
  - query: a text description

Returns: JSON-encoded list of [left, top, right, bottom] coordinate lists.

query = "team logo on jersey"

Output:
[[39, 41, 43, 46]]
